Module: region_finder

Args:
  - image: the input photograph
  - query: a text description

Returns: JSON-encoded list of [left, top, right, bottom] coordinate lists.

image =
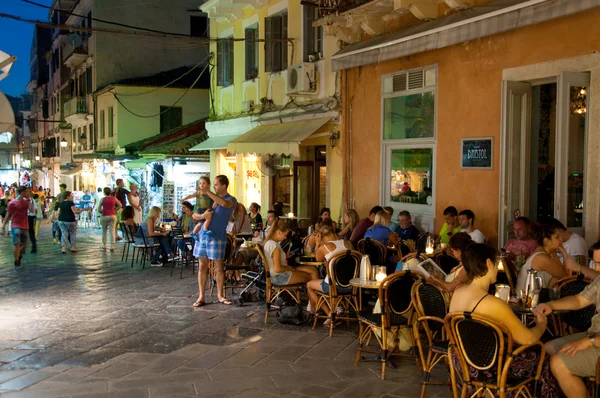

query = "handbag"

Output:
[[276, 303, 311, 325]]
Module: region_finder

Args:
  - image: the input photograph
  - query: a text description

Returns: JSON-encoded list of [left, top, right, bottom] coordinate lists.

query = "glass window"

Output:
[[383, 91, 435, 140], [388, 148, 433, 206], [99, 110, 105, 139], [108, 107, 114, 137]]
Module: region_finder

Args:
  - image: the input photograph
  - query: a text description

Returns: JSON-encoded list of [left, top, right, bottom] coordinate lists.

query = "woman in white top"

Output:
[[263, 219, 319, 286], [306, 225, 353, 324], [127, 184, 143, 225], [516, 223, 568, 294], [432, 232, 472, 293]]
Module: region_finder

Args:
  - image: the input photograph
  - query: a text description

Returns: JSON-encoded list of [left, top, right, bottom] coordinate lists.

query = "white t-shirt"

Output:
[[263, 240, 286, 276], [562, 233, 587, 259], [462, 228, 485, 243]]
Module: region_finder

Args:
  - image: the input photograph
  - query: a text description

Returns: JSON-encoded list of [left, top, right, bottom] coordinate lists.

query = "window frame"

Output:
[[160, 106, 183, 133], [99, 109, 105, 139], [303, 4, 323, 62], [265, 10, 288, 73], [107, 106, 114, 137], [245, 23, 259, 81], [380, 65, 438, 216], [216, 36, 235, 87]]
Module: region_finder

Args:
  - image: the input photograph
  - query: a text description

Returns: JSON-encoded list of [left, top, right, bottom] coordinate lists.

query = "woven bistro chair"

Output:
[[399, 239, 416, 258], [312, 250, 361, 336], [119, 222, 135, 264], [256, 243, 304, 323], [433, 253, 459, 275], [445, 312, 545, 398], [355, 270, 422, 379], [412, 280, 456, 398], [416, 232, 433, 255], [133, 225, 160, 269], [357, 238, 387, 265], [555, 274, 595, 335]]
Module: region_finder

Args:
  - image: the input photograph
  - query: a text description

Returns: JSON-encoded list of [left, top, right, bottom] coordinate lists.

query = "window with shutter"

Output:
[[190, 15, 209, 38], [108, 107, 114, 137], [160, 107, 183, 133], [245, 24, 258, 80], [217, 37, 234, 87], [265, 11, 288, 73], [303, 5, 322, 62], [99, 110, 105, 139]]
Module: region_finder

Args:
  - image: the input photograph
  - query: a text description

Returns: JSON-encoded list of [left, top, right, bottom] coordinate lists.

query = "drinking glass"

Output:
[[550, 287, 561, 301]]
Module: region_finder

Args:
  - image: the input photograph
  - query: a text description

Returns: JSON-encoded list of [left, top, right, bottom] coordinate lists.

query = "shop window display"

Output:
[[389, 148, 433, 206]]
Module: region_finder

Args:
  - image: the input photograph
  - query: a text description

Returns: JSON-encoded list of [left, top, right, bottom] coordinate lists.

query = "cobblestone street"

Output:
[[0, 225, 449, 398]]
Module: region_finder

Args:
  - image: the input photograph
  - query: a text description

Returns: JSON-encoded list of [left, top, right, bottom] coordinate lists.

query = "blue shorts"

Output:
[[271, 271, 292, 286], [11, 228, 28, 245], [321, 279, 353, 295], [193, 234, 227, 260]]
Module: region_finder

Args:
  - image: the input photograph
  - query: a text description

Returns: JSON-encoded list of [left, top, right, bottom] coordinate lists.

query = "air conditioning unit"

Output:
[[286, 63, 315, 95]]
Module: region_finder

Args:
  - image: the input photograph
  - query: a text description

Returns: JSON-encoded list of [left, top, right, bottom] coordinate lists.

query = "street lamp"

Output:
[[60, 138, 70, 152], [35, 155, 40, 161]]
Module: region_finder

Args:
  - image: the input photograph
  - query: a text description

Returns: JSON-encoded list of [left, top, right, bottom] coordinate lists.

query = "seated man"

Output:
[[437, 206, 461, 245], [503, 217, 538, 261], [384, 206, 398, 231], [349, 206, 383, 247], [394, 210, 420, 241], [536, 242, 600, 398], [458, 209, 485, 243], [550, 218, 587, 265]]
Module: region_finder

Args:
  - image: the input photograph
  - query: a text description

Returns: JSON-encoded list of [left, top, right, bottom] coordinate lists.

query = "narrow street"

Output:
[[0, 226, 442, 398]]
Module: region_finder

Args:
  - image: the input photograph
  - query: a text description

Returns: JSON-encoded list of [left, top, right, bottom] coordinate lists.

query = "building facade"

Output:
[[320, 0, 600, 245], [192, 0, 343, 222]]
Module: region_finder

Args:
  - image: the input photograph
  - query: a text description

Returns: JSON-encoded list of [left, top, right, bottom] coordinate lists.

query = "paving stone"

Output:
[[142, 355, 192, 374], [109, 371, 210, 391], [87, 361, 146, 379], [0, 350, 37, 364], [58, 348, 129, 367], [292, 384, 342, 398], [183, 346, 243, 369], [0, 370, 31, 385], [268, 345, 311, 362], [148, 383, 196, 397], [0, 370, 58, 391]]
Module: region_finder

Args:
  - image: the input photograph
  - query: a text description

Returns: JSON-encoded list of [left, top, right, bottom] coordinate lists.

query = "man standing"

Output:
[[438, 206, 462, 244], [114, 179, 129, 240], [53, 183, 68, 242], [551, 218, 587, 265], [2, 186, 34, 267], [395, 210, 420, 241], [192, 175, 237, 307], [458, 209, 485, 243], [503, 217, 538, 261], [350, 206, 383, 247]]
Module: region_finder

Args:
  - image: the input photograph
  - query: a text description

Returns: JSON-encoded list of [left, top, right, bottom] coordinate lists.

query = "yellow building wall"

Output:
[[344, 8, 600, 243]]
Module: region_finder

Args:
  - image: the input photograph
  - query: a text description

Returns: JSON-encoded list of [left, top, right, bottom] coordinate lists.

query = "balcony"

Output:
[[63, 44, 88, 68], [64, 97, 88, 122], [200, 0, 269, 22]]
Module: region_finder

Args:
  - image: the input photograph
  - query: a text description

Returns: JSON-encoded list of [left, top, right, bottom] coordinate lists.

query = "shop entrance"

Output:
[[293, 147, 327, 223], [500, 72, 589, 242]]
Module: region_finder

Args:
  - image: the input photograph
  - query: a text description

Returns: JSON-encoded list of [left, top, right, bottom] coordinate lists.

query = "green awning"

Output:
[[124, 157, 162, 169], [189, 135, 242, 151]]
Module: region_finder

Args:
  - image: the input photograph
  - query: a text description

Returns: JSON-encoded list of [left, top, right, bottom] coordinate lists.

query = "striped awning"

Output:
[[332, 0, 600, 71]]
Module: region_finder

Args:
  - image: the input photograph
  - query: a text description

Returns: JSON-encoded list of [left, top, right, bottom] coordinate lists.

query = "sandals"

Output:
[[218, 299, 233, 305], [192, 300, 205, 307]]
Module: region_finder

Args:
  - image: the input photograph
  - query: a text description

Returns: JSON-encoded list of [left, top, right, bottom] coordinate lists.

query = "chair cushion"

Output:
[[272, 283, 304, 289], [430, 340, 449, 353], [357, 310, 408, 327]]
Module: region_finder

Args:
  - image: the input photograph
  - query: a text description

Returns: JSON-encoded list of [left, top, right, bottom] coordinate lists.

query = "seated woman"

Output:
[[306, 225, 353, 324], [432, 232, 472, 292], [314, 207, 337, 233], [338, 209, 360, 241], [364, 210, 398, 247], [248, 202, 263, 233], [450, 243, 563, 397], [305, 219, 333, 253], [516, 223, 568, 294], [136, 206, 176, 267], [263, 218, 319, 287]]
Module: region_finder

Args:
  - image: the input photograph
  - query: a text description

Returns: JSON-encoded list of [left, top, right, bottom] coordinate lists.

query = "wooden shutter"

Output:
[[303, 7, 314, 62], [271, 15, 282, 72], [227, 39, 234, 86], [245, 28, 257, 80], [282, 13, 288, 70], [264, 17, 273, 73], [216, 40, 224, 86]]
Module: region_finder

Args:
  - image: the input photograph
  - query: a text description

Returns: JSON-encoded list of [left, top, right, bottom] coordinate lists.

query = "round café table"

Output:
[[509, 301, 569, 335], [350, 278, 383, 310], [295, 257, 324, 267]]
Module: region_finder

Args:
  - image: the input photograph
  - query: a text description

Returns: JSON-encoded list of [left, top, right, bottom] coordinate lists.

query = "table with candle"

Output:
[[350, 266, 387, 310]]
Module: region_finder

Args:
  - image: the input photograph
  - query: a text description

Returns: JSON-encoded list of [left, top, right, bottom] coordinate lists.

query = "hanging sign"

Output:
[[461, 137, 493, 170]]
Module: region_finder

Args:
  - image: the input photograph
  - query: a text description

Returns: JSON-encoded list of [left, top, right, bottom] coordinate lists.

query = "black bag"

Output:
[[276, 303, 311, 325]]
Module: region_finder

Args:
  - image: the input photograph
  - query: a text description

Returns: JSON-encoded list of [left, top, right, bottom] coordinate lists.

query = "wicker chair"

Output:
[[412, 280, 455, 398], [256, 243, 304, 323], [119, 222, 135, 264], [210, 234, 246, 297], [399, 240, 416, 258], [312, 250, 361, 336], [433, 253, 459, 275], [445, 312, 545, 398], [355, 270, 422, 379], [133, 225, 160, 269], [357, 238, 387, 265], [555, 274, 595, 335]]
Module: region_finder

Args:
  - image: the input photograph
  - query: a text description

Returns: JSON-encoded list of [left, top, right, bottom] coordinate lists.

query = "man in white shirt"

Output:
[[458, 209, 485, 243], [551, 218, 587, 265]]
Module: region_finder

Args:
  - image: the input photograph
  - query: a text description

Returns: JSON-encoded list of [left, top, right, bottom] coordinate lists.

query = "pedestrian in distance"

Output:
[[2, 186, 34, 267]]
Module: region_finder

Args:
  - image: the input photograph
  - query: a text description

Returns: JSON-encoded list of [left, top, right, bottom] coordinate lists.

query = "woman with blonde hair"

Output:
[[262, 219, 319, 286], [136, 206, 176, 267], [364, 210, 398, 247], [338, 209, 359, 241], [306, 224, 353, 323]]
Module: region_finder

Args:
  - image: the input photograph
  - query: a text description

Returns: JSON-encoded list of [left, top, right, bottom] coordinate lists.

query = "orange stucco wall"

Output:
[[344, 8, 600, 243]]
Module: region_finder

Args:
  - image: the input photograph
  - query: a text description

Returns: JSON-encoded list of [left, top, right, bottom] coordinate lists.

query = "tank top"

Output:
[[324, 239, 350, 284], [515, 251, 554, 294], [101, 196, 117, 216], [445, 265, 463, 283]]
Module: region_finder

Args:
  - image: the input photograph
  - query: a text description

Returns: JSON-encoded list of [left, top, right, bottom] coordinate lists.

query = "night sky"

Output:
[[0, 0, 54, 97]]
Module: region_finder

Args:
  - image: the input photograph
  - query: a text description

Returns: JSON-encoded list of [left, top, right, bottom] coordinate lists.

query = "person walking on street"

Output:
[[192, 175, 237, 307], [2, 186, 34, 267], [54, 183, 68, 242], [27, 194, 38, 253], [58, 191, 85, 254], [99, 187, 122, 251], [114, 179, 129, 240]]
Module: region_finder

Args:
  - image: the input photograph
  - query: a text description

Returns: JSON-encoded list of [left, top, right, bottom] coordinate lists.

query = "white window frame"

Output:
[[380, 65, 438, 217]]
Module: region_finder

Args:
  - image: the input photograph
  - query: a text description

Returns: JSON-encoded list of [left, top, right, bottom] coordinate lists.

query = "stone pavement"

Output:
[[0, 225, 452, 398]]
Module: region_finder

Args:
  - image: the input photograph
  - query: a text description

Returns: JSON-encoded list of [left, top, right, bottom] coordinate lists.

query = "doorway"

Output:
[[500, 72, 589, 242], [292, 146, 327, 222]]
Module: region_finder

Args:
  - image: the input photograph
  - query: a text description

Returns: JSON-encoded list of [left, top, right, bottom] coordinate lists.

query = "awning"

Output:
[[61, 166, 82, 176], [227, 118, 331, 157], [124, 157, 162, 170], [331, 0, 600, 71], [189, 134, 242, 151]]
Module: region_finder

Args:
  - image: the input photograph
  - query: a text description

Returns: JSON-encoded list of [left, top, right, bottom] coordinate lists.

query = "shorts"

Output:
[[193, 234, 227, 260], [551, 332, 600, 377], [11, 228, 28, 245], [321, 280, 353, 295], [271, 271, 292, 286]]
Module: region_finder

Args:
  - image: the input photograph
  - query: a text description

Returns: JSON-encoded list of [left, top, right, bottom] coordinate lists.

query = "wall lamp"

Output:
[[329, 131, 340, 149]]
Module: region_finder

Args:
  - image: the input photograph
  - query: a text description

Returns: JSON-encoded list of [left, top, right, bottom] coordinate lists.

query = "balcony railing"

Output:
[[64, 97, 87, 119]]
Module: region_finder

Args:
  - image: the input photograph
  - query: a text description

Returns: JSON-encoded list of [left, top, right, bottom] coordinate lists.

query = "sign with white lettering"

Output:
[[461, 138, 493, 170]]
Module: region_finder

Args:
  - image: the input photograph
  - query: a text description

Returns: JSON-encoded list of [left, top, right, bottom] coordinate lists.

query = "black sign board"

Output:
[[461, 138, 493, 170]]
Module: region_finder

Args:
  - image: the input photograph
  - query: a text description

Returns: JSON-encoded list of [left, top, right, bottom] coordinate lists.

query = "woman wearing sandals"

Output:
[[57, 191, 85, 254], [306, 224, 353, 326]]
